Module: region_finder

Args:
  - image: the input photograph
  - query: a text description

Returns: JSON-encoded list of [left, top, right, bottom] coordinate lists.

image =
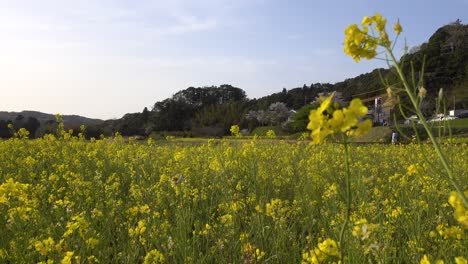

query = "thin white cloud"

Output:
[[0, 1, 222, 40], [164, 12, 218, 35]]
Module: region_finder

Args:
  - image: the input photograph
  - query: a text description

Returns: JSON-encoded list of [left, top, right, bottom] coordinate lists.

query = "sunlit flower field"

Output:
[[0, 133, 466, 263]]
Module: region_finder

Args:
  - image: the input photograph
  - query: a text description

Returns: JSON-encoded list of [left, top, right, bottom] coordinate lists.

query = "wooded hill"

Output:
[[0, 111, 103, 139], [335, 20, 468, 105], [0, 111, 102, 126]]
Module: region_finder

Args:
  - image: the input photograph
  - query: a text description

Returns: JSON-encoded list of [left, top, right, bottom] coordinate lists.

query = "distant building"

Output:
[[361, 93, 398, 125], [286, 110, 297, 122], [449, 109, 468, 117]]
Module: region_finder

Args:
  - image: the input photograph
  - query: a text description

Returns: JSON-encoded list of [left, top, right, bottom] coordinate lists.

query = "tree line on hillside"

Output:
[[87, 84, 332, 138], [0, 113, 104, 140], [0, 84, 335, 139], [0, 111, 103, 139], [0, 115, 57, 139]]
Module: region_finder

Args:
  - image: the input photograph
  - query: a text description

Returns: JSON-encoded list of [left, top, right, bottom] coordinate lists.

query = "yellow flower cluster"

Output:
[[33, 237, 56, 256], [143, 249, 165, 264], [242, 242, 266, 262], [129, 220, 147, 245], [302, 238, 340, 264], [0, 179, 30, 205], [344, 13, 402, 62], [265, 198, 288, 221], [63, 213, 89, 238], [307, 93, 372, 143], [352, 218, 378, 241], [420, 255, 444, 264], [420, 255, 467, 264], [61, 251, 74, 264], [449, 191, 468, 228], [266, 129, 276, 139], [436, 224, 464, 240], [230, 124, 240, 137], [344, 24, 378, 62], [0, 179, 35, 223]]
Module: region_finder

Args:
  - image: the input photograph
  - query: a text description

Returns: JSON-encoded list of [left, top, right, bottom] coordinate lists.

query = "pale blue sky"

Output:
[[1, 0, 467, 119]]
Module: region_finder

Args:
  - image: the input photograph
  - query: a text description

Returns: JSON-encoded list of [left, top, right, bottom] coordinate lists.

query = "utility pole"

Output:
[[453, 96, 456, 111]]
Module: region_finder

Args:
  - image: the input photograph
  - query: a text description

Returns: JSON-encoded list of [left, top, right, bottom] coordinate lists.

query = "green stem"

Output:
[[339, 135, 351, 261], [386, 47, 468, 206]]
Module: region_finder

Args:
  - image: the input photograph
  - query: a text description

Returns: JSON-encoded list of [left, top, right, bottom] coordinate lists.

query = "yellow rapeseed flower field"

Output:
[[0, 132, 466, 263]]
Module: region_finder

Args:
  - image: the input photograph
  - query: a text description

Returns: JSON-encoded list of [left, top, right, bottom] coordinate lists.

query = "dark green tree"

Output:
[[142, 107, 150, 123], [24, 117, 40, 138], [0, 120, 13, 138], [289, 103, 320, 132]]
